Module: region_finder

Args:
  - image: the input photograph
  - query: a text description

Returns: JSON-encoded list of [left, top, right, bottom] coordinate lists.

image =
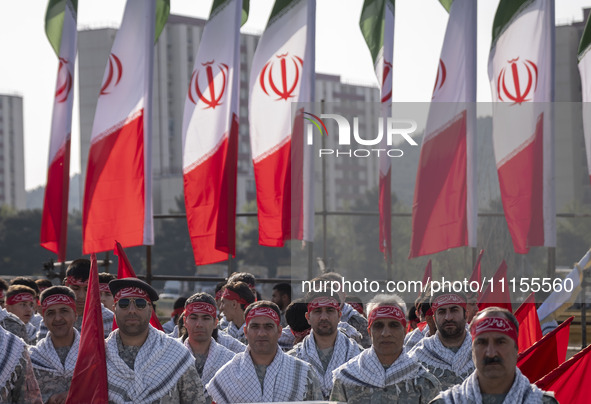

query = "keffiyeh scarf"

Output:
[[440, 368, 544, 404], [294, 330, 361, 397], [106, 326, 194, 404], [340, 303, 358, 323], [206, 348, 309, 403], [217, 330, 246, 353], [408, 332, 474, 380], [0, 327, 26, 398], [223, 321, 246, 343], [184, 337, 235, 386], [332, 346, 427, 393], [29, 329, 80, 378]]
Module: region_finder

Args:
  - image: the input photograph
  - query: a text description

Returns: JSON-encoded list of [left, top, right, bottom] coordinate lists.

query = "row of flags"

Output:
[[40, 0, 591, 266]]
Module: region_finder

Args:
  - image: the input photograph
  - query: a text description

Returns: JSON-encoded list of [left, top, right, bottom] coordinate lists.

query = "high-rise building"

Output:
[[78, 14, 380, 215], [0, 94, 26, 210]]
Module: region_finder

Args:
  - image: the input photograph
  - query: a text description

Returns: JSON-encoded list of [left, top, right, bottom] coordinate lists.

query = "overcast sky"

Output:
[[0, 0, 590, 190]]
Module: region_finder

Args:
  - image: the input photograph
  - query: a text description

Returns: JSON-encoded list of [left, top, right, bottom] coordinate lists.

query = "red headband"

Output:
[[6, 293, 35, 306], [114, 287, 150, 303], [431, 294, 467, 312], [368, 305, 407, 329], [184, 302, 217, 318], [349, 302, 364, 315], [471, 316, 518, 345], [245, 306, 280, 328], [215, 290, 223, 301], [221, 289, 248, 306], [66, 276, 88, 286], [307, 297, 340, 313], [291, 328, 311, 339], [41, 294, 76, 314], [99, 284, 111, 293]]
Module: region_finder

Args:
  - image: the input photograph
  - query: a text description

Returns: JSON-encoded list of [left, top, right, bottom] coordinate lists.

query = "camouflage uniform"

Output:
[[331, 374, 441, 403], [0, 308, 29, 343]]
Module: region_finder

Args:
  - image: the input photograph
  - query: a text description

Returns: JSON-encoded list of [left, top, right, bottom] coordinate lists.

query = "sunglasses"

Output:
[[117, 298, 149, 310]]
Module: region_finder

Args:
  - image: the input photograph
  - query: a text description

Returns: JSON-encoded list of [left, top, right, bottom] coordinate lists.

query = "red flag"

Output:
[[83, 0, 156, 254], [469, 249, 483, 299], [66, 253, 108, 403], [113, 241, 163, 331], [517, 316, 573, 383], [478, 260, 512, 312], [535, 343, 591, 403], [419, 260, 432, 297], [514, 292, 542, 353]]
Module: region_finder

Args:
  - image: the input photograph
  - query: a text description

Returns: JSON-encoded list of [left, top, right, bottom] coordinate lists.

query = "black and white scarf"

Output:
[[106, 326, 194, 404], [408, 332, 474, 380], [439, 368, 544, 404], [332, 346, 427, 393], [0, 327, 26, 398], [206, 348, 309, 403], [184, 337, 235, 386], [29, 329, 80, 378]]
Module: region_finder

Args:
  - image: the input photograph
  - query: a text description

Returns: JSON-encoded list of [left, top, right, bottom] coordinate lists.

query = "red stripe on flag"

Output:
[[410, 111, 468, 258], [41, 139, 71, 261], [497, 114, 544, 254], [291, 109, 305, 241], [184, 115, 238, 265], [83, 112, 145, 254]]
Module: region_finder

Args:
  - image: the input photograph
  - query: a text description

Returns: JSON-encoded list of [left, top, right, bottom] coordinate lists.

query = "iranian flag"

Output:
[[488, 0, 555, 254], [359, 0, 394, 262], [40, 0, 77, 262], [83, 0, 167, 254], [579, 12, 591, 184], [249, 0, 315, 246], [410, 0, 476, 258], [181, 0, 246, 265]]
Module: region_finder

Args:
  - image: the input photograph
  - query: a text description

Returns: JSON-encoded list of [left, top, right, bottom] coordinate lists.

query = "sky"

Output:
[[0, 0, 590, 190]]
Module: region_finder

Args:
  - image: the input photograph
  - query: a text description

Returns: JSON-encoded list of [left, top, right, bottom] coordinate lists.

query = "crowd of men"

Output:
[[0, 260, 560, 403]]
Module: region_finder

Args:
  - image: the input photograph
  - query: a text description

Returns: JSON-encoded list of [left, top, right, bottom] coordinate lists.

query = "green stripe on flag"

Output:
[[579, 13, 591, 63], [155, 0, 170, 43], [438, 0, 453, 13], [359, 0, 394, 65], [491, 0, 535, 49], [210, 0, 249, 26], [268, 0, 302, 27], [45, 0, 77, 56]]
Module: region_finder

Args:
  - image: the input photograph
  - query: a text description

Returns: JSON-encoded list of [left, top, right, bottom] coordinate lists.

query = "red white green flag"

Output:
[[410, 0, 476, 258], [488, 0, 555, 254], [578, 13, 591, 184], [249, 0, 316, 246], [359, 0, 394, 262], [181, 0, 246, 265], [40, 0, 77, 262], [83, 0, 167, 254]]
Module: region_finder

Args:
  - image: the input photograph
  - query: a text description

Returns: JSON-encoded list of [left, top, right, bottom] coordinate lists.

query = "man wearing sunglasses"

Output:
[[105, 278, 206, 404]]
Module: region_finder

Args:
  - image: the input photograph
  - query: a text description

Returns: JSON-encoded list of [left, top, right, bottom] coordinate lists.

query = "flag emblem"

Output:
[[55, 58, 73, 103], [380, 60, 393, 102], [259, 52, 304, 101], [496, 57, 538, 104], [431, 58, 447, 98], [100, 53, 123, 95], [188, 60, 229, 109]]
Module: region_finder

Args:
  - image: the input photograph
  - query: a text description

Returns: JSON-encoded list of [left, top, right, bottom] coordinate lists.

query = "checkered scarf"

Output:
[[408, 331, 474, 380], [206, 348, 309, 403], [404, 325, 431, 349], [105, 326, 194, 404], [29, 328, 80, 378], [338, 321, 362, 341], [332, 346, 427, 393], [440, 368, 543, 404], [184, 337, 235, 386], [36, 304, 114, 340], [223, 321, 246, 342], [293, 330, 361, 397], [340, 302, 358, 323], [217, 330, 246, 353], [0, 327, 26, 398]]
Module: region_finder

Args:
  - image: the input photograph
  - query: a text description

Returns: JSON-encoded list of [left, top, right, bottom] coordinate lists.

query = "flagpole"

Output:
[[321, 99, 327, 264]]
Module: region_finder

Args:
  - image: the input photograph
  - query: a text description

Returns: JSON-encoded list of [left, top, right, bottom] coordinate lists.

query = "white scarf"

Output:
[[332, 346, 427, 393], [293, 329, 361, 398], [106, 326, 194, 404], [184, 337, 235, 386], [29, 329, 80, 378], [440, 368, 544, 404], [340, 303, 357, 323], [0, 327, 26, 398], [408, 331, 474, 380], [206, 348, 309, 403], [217, 329, 246, 353], [224, 321, 246, 342]]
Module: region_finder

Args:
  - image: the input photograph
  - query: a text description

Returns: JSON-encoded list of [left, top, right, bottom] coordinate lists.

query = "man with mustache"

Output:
[[408, 288, 474, 390], [431, 307, 558, 403], [331, 294, 441, 403], [288, 291, 361, 399], [207, 301, 322, 402]]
